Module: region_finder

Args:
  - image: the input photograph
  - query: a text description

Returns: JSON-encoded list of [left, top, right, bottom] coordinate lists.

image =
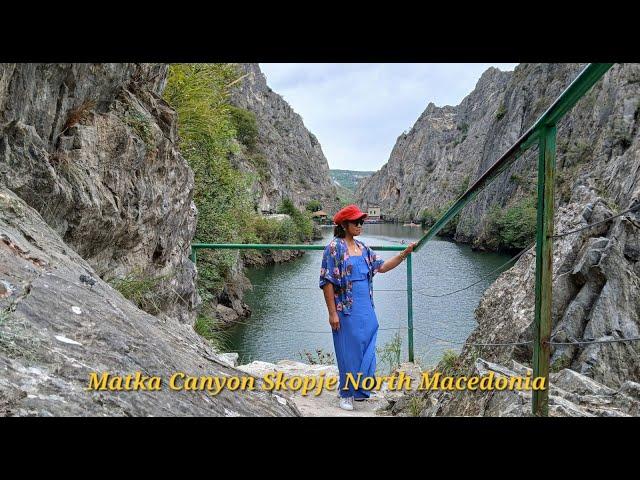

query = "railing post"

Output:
[[190, 247, 197, 265], [406, 252, 414, 363], [532, 124, 556, 416]]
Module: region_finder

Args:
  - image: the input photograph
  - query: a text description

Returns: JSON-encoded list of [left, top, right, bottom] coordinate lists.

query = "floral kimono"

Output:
[[318, 237, 385, 315]]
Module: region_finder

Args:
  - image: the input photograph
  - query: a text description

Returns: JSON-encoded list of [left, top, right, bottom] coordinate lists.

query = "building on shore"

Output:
[[311, 210, 329, 223], [366, 205, 382, 222]]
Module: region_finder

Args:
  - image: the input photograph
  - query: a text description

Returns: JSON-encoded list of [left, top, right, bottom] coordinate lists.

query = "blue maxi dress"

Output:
[[332, 253, 379, 399]]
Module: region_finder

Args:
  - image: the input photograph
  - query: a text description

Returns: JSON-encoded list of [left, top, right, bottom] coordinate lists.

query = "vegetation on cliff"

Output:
[[485, 194, 537, 251], [163, 64, 315, 340]]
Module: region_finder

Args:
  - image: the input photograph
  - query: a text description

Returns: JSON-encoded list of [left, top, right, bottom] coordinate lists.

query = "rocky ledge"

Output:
[[0, 188, 299, 416]]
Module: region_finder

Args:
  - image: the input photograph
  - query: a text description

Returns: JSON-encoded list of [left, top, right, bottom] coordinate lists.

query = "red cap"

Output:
[[333, 204, 368, 225]]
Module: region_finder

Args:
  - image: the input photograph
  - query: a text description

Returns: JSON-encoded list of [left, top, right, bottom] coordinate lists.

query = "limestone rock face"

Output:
[[356, 63, 640, 247], [408, 164, 640, 416], [0, 63, 198, 324], [406, 358, 640, 417], [230, 63, 339, 214], [0, 188, 298, 416], [368, 63, 640, 416]]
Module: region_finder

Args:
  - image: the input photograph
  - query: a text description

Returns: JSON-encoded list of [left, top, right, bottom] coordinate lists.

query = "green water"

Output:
[[226, 223, 510, 368]]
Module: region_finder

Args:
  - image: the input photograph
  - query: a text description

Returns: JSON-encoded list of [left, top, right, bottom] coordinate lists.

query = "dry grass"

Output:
[[0, 310, 40, 361], [407, 395, 426, 417], [60, 99, 96, 136]]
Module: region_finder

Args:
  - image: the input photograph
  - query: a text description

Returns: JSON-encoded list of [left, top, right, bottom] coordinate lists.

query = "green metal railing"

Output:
[[413, 63, 614, 416], [191, 63, 613, 417], [190, 242, 415, 361]]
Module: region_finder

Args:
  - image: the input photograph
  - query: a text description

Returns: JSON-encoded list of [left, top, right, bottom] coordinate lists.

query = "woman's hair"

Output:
[[334, 223, 346, 238]]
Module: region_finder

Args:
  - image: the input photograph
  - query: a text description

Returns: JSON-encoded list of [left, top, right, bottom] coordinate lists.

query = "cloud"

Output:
[[259, 63, 518, 171]]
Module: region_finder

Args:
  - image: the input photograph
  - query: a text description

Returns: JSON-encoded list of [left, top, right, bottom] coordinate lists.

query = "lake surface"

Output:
[[227, 223, 510, 369]]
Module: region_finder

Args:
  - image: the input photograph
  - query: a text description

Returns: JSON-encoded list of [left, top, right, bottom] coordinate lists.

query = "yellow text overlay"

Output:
[[86, 371, 546, 396]]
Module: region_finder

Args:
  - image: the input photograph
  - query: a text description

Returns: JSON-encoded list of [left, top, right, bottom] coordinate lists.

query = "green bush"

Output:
[[250, 216, 282, 243], [229, 106, 258, 150], [124, 110, 153, 146], [194, 313, 231, 351], [487, 194, 537, 250], [457, 175, 471, 196], [420, 207, 439, 228], [436, 200, 460, 238], [305, 200, 322, 212], [277, 197, 296, 216], [407, 395, 426, 417], [164, 64, 257, 297], [419, 200, 459, 237], [277, 198, 314, 242], [495, 103, 507, 121], [440, 349, 460, 376], [164, 64, 315, 343]]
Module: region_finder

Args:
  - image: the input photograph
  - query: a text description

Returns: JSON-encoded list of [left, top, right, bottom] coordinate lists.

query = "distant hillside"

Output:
[[330, 169, 375, 192]]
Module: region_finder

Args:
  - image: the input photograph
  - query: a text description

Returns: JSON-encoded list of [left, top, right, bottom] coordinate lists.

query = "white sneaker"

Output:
[[339, 396, 354, 411]]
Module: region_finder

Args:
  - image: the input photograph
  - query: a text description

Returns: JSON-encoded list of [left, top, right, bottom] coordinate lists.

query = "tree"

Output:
[[305, 200, 322, 212]]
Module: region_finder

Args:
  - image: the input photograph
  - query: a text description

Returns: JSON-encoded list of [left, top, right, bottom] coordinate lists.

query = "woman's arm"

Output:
[[378, 242, 416, 274], [321, 283, 340, 330]]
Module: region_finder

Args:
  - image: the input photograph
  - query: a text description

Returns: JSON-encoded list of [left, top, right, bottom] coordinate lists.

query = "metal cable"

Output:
[[216, 316, 411, 334], [414, 243, 535, 298], [548, 336, 640, 346], [552, 204, 640, 238], [223, 243, 533, 298], [220, 282, 407, 292], [413, 326, 533, 347]]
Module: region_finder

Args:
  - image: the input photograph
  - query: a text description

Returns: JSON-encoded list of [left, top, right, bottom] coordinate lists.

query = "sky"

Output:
[[259, 63, 519, 172]]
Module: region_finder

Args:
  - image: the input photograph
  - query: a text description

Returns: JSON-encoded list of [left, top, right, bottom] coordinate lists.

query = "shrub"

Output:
[[277, 198, 314, 242], [408, 395, 426, 417], [495, 103, 507, 121], [60, 99, 96, 136], [229, 106, 258, 150], [420, 207, 439, 228], [250, 216, 283, 243], [436, 200, 460, 238], [306, 200, 322, 212], [457, 175, 471, 195], [420, 200, 459, 236], [376, 332, 402, 375], [277, 197, 296, 216], [164, 64, 257, 296], [247, 152, 271, 182], [194, 313, 231, 351], [487, 194, 537, 251], [440, 349, 460, 376], [109, 270, 166, 315]]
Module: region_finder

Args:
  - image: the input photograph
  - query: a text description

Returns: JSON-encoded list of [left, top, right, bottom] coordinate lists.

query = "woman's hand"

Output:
[[329, 312, 340, 331], [403, 242, 417, 257]]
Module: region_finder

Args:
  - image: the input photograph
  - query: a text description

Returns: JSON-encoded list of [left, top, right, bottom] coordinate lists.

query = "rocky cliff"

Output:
[[0, 63, 299, 416], [0, 187, 298, 416], [0, 64, 197, 324], [230, 63, 339, 214], [370, 63, 640, 416], [356, 64, 640, 247]]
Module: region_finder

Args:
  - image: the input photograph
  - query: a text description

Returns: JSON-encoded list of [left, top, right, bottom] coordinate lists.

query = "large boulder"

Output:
[[0, 188, 299, 416]]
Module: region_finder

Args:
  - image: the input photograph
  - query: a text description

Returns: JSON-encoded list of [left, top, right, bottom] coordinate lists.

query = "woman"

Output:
[[318, 204, 416, 411]]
